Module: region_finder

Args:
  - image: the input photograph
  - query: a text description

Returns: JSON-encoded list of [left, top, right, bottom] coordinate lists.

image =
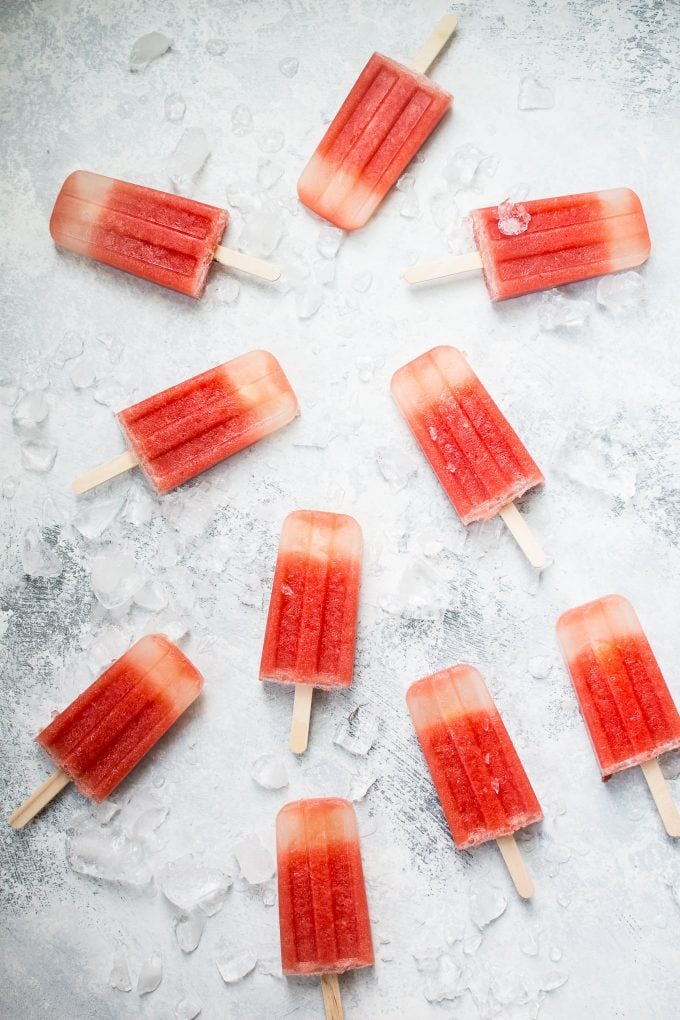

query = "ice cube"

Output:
[[175, 911, 206, 952], [399, 191, 420, 219], [333, 705, 380, 756], [239, 203, 282, 257], [469, 883, 507, 928], [137, 952, 163, 995], [258, 957, 283, 979], [165, 92, 186, 122], [397, 558, 452, 619], [74, 496, 124, 540], [257, 129, 285, 154], [213, 275, 241, 303], [350, 771, 379, 801], [129, 32, 172, 72], [296, 283, 324, 319], [256, 159, 283, 190], [92, 800, 120, 824], [251, 754, 289, 790], [396, 173, 415, 192], [424, 954, 466, 1003], [352, 271, 372, 293], [596, 271, 646, 314], [134, 580, 168, 612], [109, 948, 132, 992], [21, 528, 63, 578], [87, 625, 130, 674], [91, 550, 146, 609], [528, 655, 553, 679], [317, 224, 344, 259], [168, 129, 211, 190], [232, 834, 276, 884], [66, 819, 152, 887], [158, 854, 233, 914], [498, 200, 531, 236], [376, 446, 418, 490], [176, 998, 202, 1019], [142, 608, 190, 643], [53, 330, 84, 366], [124, 486, 156, 526], [279, 57, 299, 77], [538, 290, 591, 330], [206, 38, 227, 55], [119, 790, 169, 840], [92, 377, 126, 407], [518, 76, 555, 110], [98, 333, 125, 365], [69, 359, 98, 389], [2, 477, 19, 499], [216, 951, 257, 983], [443, 144, 489, 191], [231, 103, 253, 136], [13, 390, 49, 427]]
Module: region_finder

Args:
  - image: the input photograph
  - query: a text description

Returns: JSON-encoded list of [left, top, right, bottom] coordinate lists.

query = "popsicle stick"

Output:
[[410, 13, 458, 75], [213, 245, 281, 282], [404, 250, 483, 285], [320, 973, 344, 1020], [72, 449, 140, 495], [498, 502, 551, 571], [290, 685, 314, 754], [640, 759, 680, 837], [496, 834, 534, 899], [9, 769, 71, 829]]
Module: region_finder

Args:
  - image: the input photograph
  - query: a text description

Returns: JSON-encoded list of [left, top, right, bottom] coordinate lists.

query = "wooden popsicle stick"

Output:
[[499, 502, 551, 572], [290, 684, 314, 754], [410, 13, 458, 75], [640, 759, 680, 837], [72, 448, 140, 495], [213, 245, 281, 282], [496, 834, 534, 899], [320, 973, 344, 1020], [404, 250, 483, 285], [9, 769, 71, 829]]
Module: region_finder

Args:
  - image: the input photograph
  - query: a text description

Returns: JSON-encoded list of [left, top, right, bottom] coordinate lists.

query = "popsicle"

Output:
[[72, 350, 299, 495], [9, 634, 203, 828], [50, 170, 280, 296], [391, 345, 549, 568], [298, 15, 456, 230], [277, 798, 374, 1018], [404, 188, 651, 299], [260, 510, 362, 754], [557, 594, 680, 836], [407, 665, 542, 897]]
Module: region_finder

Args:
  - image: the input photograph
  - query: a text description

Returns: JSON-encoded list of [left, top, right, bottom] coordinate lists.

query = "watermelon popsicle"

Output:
[[407, 665, 543, 897], [260, 510, 362, 753], [391, 345, 549, 569], [9, 635, 203, 829], [72, 350, 299, 495], [50, 170, 280, 296], [557, 595, 680, 836], [298, 15, 456, 230], [277, 798, 374, 1014], [404, 188, 651, 299]]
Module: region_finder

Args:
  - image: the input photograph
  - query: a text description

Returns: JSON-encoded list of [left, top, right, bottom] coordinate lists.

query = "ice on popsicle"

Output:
[[471, 188, 650, 301], [276, 798, 374, 974], [50, 170, 228, 297], [260, 511, 362, 688], [407, 665, 543, 848], [37, 634, 203, 801], [557, 595, 680, 778], [117, 350, 298, 493], [391, 346, 543, 524], [298, 53, 451, 230]]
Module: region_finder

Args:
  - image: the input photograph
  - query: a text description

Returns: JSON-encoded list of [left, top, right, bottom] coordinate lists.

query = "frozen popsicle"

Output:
[[9, 634, 203, 828], [407, 665, 542, 897], [391, 345, 549, 568], [50, 170, 280, 296], [277, 798, 373, 1016], [72, 350, 299, 495], [557, 594, 680, 836], [260, 510, 362, 754], [404, 188, 651, 299], [298, 15, 456, 230]]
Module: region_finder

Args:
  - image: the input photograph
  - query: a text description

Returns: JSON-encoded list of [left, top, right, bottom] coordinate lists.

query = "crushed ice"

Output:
[[497, 199, 531, 236]]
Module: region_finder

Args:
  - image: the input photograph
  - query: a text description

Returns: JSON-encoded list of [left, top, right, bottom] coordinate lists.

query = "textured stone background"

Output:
[[1, 0, 680, 1017]]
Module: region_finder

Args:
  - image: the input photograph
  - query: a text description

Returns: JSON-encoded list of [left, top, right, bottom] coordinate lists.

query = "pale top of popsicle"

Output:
[[391, 346, 544, 524], [557, 595, 680, 777], [50, 171, 229, 297]]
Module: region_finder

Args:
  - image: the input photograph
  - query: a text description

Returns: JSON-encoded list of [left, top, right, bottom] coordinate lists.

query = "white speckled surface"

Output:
[[1, 1, 680, 1018]]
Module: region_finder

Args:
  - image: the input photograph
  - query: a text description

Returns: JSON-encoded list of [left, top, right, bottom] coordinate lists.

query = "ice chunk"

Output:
[[66, 819, 152, 887], [279, 57, 299, 77], [98, 333, 125, 365], [256, 159, 283, 190], [258, 958, 283, 979], [21, 527, 63, 578], [93, 800, 120, 824], [296, 282, 324, 319], [596, 271, 645, 314], [119, 790, 168, 840], [424, 954, 466, 1003], [87, 625, 130, 674], [538, 290, 591, 330], [257, 129, 285, 154], [124, 486, 156, 526], [376, 446, 418, 490], [91, 550, 146, 609], [443, 144, 494, 192], [469, 883, 507, 928], [549, 945, 562, 962], [137, 952, 162, 995], [396, 173, 415, 192], [168, 129, 211, 190], [0, 377, 19, 405], [54, 330, 84, 366], [135, 580, 168, 612], [251, 754, 289, 790], [142, 608, 190, 643], [317, 224, 344, 259], [165, 92, 186, 122], [528, 655, 553, 679], [176, 999, 202, 1019], [213, 275, 241, 304], [519, 928, 541, 956], [233, 834, 276, 884], [70, 359, 98, 389], [74, 496, 124, 540], [334, 705, 380, 756], [400, 191, 420, 219], [175, 911, 207, 952], [2, 477, 19, 499], [217, 951, 257, 983], [158, 854, 232, 914], [206, 38, 227, 55], [350, 771, 379, 801], [518, 76, 555, 110], [498, 200, 531, 236], [352, 271, 372, 293], [92, 377, 126, 407], [397, 558, 452, 619], [231, 104, 253, 136], [13, 390, 49, 427], [542, 972, 568, 992], [130, 32, 172, 72], [239, 203, 282, 257], [109, 948, 132, 992]]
